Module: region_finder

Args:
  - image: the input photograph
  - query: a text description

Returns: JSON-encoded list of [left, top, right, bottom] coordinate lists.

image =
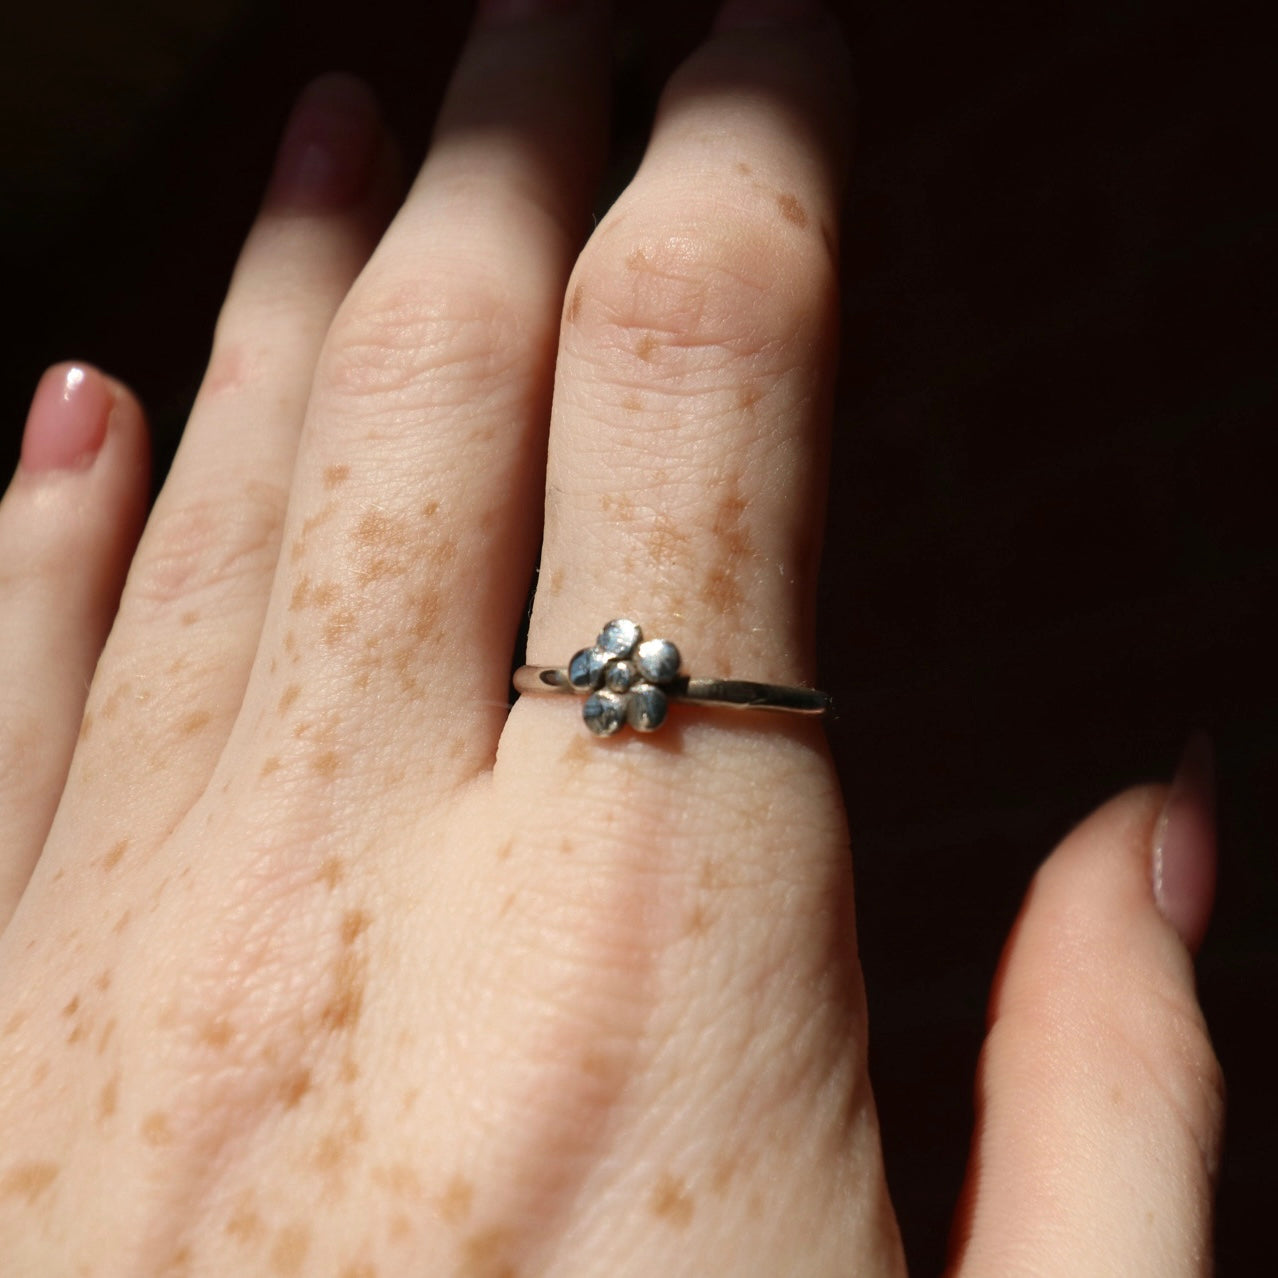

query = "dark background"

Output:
[[1, 0, 1271, 1270]]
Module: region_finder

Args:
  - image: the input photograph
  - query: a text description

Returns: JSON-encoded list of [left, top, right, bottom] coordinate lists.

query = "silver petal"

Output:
[[605, 660, 636, 693], [583, 690, 627, 736], [597, 618, 641, 658], [568, 646, 608, 690], [635, 638, 680, 684], [625, 683, 668, 733]]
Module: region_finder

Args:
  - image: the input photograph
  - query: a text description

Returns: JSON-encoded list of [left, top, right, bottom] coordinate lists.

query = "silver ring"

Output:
[[513, 618, 832, 736]]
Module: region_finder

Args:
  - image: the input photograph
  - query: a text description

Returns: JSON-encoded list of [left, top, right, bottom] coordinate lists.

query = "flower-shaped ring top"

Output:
[[567, 619, 681, 736], [512, 618, 831, 735]]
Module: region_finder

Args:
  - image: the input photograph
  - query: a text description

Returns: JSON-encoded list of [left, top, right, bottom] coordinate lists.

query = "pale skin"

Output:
[[0, 3, 1223, 1275]]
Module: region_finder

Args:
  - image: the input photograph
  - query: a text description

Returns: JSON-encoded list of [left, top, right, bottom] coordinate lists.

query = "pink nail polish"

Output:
[[714, 0, 826, 30], [1153, 733, 1217, 954], [268, 73, 381, 210], [20, 363, 112, 473]]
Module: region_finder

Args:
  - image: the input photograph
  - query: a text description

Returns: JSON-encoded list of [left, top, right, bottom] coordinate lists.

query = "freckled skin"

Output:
[[649, 1174, 695, 1228], [269, 1223, 310, 1276], [1, 1162, 60, 1204], [178, 710, 212, 738], [776, 192, 808, 228]]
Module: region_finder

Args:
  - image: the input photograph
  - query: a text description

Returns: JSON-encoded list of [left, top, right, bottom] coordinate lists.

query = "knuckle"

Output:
[[320, 275, 525, 410], [570, 200, 837, 371], [125, 481, 286, 614]]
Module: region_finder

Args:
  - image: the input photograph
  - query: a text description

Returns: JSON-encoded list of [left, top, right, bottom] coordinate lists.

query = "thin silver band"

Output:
[[512, 618, 831, 736], [513, 666, 831, 715]]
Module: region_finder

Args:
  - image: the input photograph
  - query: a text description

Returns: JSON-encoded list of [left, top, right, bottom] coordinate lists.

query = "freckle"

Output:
[[99, 1074, 119, 1120], [67, 1022, 88, 1045], [312, 580, 339, 608], [650, 1174, 694, 1227], [621, 391, 641, 412], [560, 838, 574, 856], [313, 749, 340, 777], [703, 563, 743, 613], [560, 736, 592, 766], [179, 710, 212, 737], [341, 1053, 360, 1083], [777, 192, 808, 228], [430, 534, 458, 568], [78, 711, 94, 742], [165, 1244, 192, 1274], [113, 909, 131, 934], [269, 657, 278, 674], [284, 629, 298, 657], [438, 1175, 473, 1224], [497, 893, 516, 919], [685, 903, 711, 936], [402, 1087, 419, 1114], [738, 385, 762, 410], [3, 1010, 26, 1037], [290, 537, 307, 563], [374, 1163, 423, 1201], [322, 951, 365, 1031], [180, 609, 199, 627], [278, 684, 300, 714], [324, 463, 351, 490], [226, 1195, 264, 1244], [280, 1068, 312, 1109], [495, 840, 513, 861], [2, 1161, 60, 1203], [290, 575, 312, 612], [626, 247, 648, 270], [736, 161, 752, 175], [293, 720, 312, 739], [462, 1228, 517, 1277], [548, 568, 565, 596], [341, 909, 371, 945], [318, 857, 345, 889], [635, 332, 658, 361], [324, 609, 357, 645], [94, 969, 111, 993], [261, 756, 281, 778], [565, 283, 585, 323], [270, 1223, 310, 1276], [340, 1265, 379, 1278], [102, 839, 129, 872], [142, 1112, 173, 1145], [711, 1154, 738, 1194], [62, 995, 80, 1018]]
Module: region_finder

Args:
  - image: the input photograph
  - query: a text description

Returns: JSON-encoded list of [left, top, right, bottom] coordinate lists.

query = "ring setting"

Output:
[[513, 619, 832, 736]]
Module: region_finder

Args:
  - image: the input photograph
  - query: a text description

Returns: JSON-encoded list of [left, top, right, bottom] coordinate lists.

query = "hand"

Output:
[[0, 2, 1222, 1274]]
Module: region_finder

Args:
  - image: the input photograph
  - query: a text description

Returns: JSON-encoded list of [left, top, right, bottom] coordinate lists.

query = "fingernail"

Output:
[[1153, 732, 1217, 954], [20, 363, 112, 473], [714, 0, 826, 30], [268, 73, 381, 210]]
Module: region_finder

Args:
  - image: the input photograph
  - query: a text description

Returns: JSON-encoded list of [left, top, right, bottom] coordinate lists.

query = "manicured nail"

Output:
[[268, 73, 381, 210], [1153, 733, 1217, 954], [714, 0, 826, 30], [476, 0, 581, 24], [20, 363, 112, 474]]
